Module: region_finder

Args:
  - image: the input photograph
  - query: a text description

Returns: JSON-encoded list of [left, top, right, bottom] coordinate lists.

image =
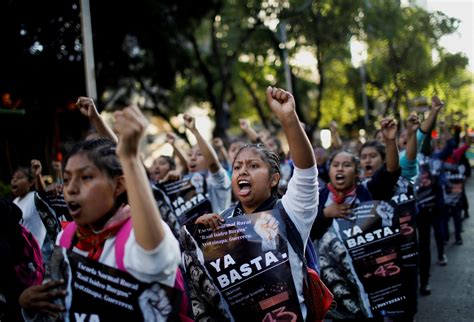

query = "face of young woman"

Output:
[[360, 146, 383, 178], [10, 170, 33, 198], [232, 148, 278, 213], [151, 157, 172, 182], [329, 152, 357, 192], [63, 154, 120, 230], [187, 146, 207, 173]]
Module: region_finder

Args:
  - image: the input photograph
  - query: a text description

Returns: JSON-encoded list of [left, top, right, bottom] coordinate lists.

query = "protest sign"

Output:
[[443, 163, 465, 207], [338, 201, 406, 317], [191, 209, 302, 321], [157, 173, 213, 226], [43, 246, 181, 321]]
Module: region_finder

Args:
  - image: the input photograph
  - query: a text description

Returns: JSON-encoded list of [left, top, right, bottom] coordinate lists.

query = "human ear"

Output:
[[270, 173, 281, 188], [113, 176, 127, 198]]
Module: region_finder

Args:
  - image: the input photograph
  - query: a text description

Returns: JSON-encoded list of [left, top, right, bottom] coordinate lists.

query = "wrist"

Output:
[[280, 112, 299, 127], [117, 153, 140, 164]]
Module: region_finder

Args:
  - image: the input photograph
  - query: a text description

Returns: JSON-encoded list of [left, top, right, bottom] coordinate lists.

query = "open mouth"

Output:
[[237, 180, 252, 197], [335, 174, 345, 184], [365, 165, 373, 172], [189, 163, 197, 171], [67, 201, 82, 216]]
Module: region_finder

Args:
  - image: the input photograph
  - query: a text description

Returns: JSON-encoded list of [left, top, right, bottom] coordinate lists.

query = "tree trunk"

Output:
[[240, 77, 270, 129]]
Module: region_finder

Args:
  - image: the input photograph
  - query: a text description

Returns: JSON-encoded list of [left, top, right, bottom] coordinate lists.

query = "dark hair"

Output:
[[158, 155, 176, 171], [233, 143, 281, 196], [64, 138, 127, 205], [64, 138, 123, 179], [13, 167, 33, 182], [328, 150, 359, 169], [359, 141, 386, 161]]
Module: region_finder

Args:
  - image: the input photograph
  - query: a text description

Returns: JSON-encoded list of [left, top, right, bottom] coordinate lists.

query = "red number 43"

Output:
[[374, 262, 400, 277]]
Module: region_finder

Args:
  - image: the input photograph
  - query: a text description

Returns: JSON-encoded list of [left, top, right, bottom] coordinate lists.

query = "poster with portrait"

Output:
[[392, 178, 418, 267], [415, 160, 437, 209], [41, 246, 181, 321], [157, 173, 213, 226], [338, 201, 406, 317], [442, 163, 465, 207], [193, 209, 302, 321]]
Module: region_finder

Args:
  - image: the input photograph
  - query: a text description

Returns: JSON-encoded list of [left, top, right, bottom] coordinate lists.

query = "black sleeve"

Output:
[[366, 164, 401, 201], [310, 188, 332, 241]]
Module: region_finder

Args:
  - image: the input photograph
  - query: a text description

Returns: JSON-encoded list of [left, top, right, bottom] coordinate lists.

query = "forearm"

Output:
[[171, 143, 188, 173], [34, 174, 46, 193], [281, 113, 315, 169], [191, 129, 221, 173], [405, 132, 417, 160], [244, 127, 260, 142], [217, 146, 229, 164], [120, 157, 166, 250], [331, 131, 343, 149], [420, 109, 440, 133], [385, 139, 400, 172], [90, 114, 118, 142]]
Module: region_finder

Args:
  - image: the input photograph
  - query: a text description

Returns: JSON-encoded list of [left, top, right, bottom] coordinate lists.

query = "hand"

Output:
[[195, 213, 224, 230], [183, 113, 196, 131], [114, 105, 148, 159], [76, 96, 99, 118], [323, 203, 352, 219], [239, 118, 250, 130], [212, 137, 224, 150], [31, 159, 42, 177], [166, 132, 177, 145], [431, 96, 444, 112], [380, 117, 397, 141], [19, 280, 66, 318], [265, 86, 296, 120], [406, 113, 420, 135], [51, 161, 62, 172], [254, 213, 279, 241], [160, 169, 182, 183]]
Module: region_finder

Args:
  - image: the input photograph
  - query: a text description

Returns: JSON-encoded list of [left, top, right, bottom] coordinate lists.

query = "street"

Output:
[[417, 177, 474, 321]]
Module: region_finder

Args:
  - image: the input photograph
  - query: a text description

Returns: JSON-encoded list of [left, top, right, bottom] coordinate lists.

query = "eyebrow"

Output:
[[234, 158, 262, 164], [64, 165, 93, 174]]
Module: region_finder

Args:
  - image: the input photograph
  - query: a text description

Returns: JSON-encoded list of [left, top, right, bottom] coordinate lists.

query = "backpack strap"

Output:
[[114, 217, 133, 272], [59, 221, 78, 249], [58, 218, 133, 273]]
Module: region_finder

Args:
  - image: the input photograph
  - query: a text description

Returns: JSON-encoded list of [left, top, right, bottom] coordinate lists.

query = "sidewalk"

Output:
[[416, 177, 474, 321]]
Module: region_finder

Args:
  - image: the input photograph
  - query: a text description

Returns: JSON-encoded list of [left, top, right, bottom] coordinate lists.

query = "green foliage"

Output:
[[0, 181, 11, 198]]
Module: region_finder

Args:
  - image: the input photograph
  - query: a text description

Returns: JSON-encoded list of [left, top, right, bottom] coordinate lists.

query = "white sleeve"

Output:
[[124, 221, 181, 287], [281, 164, 319, 244]]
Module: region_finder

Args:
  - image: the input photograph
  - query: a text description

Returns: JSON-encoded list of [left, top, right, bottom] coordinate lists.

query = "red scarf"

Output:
[[327, 183, 357, 204], [73, 205, 131, 261]]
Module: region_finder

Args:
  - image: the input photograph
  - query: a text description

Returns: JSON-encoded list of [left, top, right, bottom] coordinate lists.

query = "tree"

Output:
[[361, 1, 468, 128]]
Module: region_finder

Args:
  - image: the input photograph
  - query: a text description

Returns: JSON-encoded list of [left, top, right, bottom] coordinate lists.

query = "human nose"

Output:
[[65, 177, 79, 195], [237, 164, 249, 175]]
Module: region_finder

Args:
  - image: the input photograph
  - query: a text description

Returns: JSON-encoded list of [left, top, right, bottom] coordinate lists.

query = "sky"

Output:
[[425, 0, 474, 71]]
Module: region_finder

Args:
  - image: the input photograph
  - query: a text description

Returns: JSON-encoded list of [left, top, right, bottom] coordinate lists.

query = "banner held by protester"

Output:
[[42, 246, 181, 321], [192, 209, 303, 321], [338, 201, 407, 317]]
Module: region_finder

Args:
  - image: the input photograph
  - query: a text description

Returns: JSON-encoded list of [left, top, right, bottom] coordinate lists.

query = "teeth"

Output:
[[238, 180, 250, 185]]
